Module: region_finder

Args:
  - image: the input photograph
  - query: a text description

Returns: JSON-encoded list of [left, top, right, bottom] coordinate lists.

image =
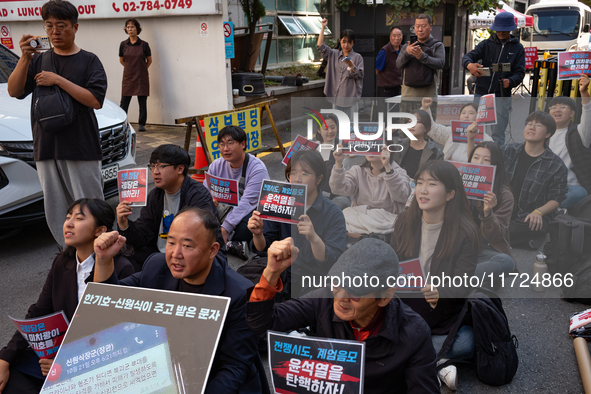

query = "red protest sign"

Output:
[[394, 258, 425, 293], [205, 172, 239, 206], [449, 161, 496, 201], [476, 94, 497, 125], [342, 122, 384, 156], [10, 311, 69, 359], [524, 47, 537, 70], [117, 168, 148, 206], [257, 179, 307, 224], [282, 135, 319, 166], [558, 51, 591, 81], [450, 121, 484, 144]]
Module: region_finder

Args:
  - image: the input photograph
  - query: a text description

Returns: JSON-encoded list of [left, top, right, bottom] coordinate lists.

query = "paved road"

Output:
[[0, 97, 588, 393]]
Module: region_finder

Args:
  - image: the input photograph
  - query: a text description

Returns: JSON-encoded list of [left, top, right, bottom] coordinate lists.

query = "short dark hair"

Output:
[[548, 96, 576, 112], [218, 125, 247, 151], [175, 206, 220, 244], [150, 144, 190, 176], [285, 149, 327, 192], [124, 18, 142, 35], [42, 0, 78, 25], [415, 13, 432, 25], [390, 25, 402, 33], [525, 110, 557, 144], [340, 29, 355, 44], [63, 198, 115, 258]]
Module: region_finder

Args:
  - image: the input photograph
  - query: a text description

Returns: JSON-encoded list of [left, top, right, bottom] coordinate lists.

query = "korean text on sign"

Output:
[[203, 108, 261, 162]]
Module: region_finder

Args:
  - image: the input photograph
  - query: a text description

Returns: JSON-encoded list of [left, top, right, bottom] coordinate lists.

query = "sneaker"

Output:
[[438, 365, 458, 391], [138, 125, 146, 131], [529, 238, 543, 250], [226, 241, 249, 260]]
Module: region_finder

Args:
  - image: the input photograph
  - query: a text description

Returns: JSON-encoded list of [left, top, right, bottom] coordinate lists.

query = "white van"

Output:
[[521, 0, 591, 56]]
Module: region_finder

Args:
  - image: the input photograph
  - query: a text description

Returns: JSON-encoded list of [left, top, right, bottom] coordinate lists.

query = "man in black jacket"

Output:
[[463, 12, 525, 145], [116, 144, 224, 270]]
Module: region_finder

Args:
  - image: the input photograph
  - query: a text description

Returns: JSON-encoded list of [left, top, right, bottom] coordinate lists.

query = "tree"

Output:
[[335, 0, 499, 16], [239, 0, 266, 72]]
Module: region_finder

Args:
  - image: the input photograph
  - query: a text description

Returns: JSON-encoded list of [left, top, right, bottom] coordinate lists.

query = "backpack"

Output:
[[562, 261, 591, 304], [236, 254, 291, 303], [402, 40, 442, 88], [543, 214, 591, 277], [32, 50, 76, 133]]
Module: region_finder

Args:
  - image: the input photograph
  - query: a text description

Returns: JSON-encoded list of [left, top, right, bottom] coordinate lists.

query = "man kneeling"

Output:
[[93, 207, 267, 394], [246, 238, 439, 393]]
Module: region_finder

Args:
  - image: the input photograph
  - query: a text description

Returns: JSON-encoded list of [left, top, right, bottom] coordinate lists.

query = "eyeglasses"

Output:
[[218, 140, 237, 149], [43, 24, 72, 33], [148, 163, 172, 172], [289, 171, 313, 179], [525, 122, 546, 130], [549, 105, 571, 111]]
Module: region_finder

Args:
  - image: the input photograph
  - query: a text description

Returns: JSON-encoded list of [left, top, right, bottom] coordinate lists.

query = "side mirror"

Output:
[[584, 23, 590, 33]]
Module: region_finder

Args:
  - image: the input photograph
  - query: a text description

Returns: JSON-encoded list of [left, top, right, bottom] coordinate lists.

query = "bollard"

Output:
[[537, 60, 549, 111], [574, 337, 591, 393]]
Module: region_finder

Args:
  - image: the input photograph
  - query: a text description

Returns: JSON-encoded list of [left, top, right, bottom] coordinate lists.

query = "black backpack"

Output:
[[543, 214, 591, 277], [32, 50, 76, 133]]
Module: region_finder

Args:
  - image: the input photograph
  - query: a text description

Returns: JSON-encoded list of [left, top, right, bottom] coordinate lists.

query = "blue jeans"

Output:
[[474, 244, 515, 289], [561, 184, 588, 208], [432, 325, 475, 360], [474, 95, 511, 146]]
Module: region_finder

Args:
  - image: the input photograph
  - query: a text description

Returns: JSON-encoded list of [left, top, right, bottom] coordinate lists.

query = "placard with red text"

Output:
[[117, 168, 148, 206]]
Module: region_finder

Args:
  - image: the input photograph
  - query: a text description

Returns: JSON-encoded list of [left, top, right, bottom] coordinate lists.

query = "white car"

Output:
[[0, 43, 136, 236]]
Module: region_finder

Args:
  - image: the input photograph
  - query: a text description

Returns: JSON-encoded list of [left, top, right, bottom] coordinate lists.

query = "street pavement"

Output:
[[0, 96, 589, 393]]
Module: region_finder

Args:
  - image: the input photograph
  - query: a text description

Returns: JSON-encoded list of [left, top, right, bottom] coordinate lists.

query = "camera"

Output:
[[30, 36, 51, 51]]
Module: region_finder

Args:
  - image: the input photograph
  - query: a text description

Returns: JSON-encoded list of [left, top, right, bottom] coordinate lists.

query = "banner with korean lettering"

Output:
[[40, 283, 230, 394], [0, 0, 217, 22], [117, 168, 148, 206], [268, 331, 365, 394], [257, 179, 306, 224], [450, 120, 484, 144], [342, 122, 384, 156], [558, 51, 591, 81], [394, 258, 425, 293], [476, 94, 496, 125], [203, 108, 261, 162], [282, 135, 319, 166], [205, 172, 239, 206], [524, 47, 537, 70], [449, 161, 496, 201], [9, 311, 69, 360]]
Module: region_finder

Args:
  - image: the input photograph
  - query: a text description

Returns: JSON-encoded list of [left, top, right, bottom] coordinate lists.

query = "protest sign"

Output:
[[394, 258, 425, 293], [570, 308, 591, 338], [257, 179, 307, 224], [40, 283, 230, 394], [476, 94, 497, 125], [117, 168, 148, 206], [558, 51, 591, 81], [9, 311, 69, 359], [524, 47, 538, 70], [203, 108, 261, 161], [282, 135, 319, 166], [205, 172, 239, 206], [268, 331, 365, 394], [449, 161, 496, 201], [450, 120, 484, 144], [342, 122, 384, 156]]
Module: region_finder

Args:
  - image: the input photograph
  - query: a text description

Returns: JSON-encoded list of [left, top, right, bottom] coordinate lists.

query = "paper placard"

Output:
[[257, 179, 307, 224]]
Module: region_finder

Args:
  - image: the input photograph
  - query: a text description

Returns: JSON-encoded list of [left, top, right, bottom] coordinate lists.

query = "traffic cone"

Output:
[[191, 120, 208, 183]]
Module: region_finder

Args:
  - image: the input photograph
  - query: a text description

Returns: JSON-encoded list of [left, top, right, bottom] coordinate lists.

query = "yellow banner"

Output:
[[203, 108, 261, 162]]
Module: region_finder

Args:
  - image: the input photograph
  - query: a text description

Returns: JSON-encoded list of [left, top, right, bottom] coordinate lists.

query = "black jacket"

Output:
[[462, 33, 525, 97], [565, 120, 591, 194], [392, 138, 444, 178], [246, 289, 440, 394], [119, 175, 225, 251]]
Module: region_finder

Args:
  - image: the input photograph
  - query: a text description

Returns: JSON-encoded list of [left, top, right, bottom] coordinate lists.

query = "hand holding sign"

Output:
[[333, 144, 345, 167], [116, 201, 133, 230], [380, 146, 391, 170], [40, 358, 54, 376], [247, 210, 264, 236], [421, 284, 439, 306], [466, 122, 479, 140], [580, 74, 590, 96], [482, 191, 498, 217], [264, 238, 299, 287]]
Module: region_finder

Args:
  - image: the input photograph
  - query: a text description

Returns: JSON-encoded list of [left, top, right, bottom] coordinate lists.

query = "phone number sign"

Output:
[[0, 0, 218, 21]]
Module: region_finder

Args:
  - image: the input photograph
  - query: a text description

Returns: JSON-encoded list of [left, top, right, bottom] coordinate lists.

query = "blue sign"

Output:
[[224, 21, 235, 59]]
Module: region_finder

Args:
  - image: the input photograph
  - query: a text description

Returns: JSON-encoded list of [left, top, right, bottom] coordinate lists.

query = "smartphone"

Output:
[[409, 35, 418, 44], [341, 56, 351, 62]]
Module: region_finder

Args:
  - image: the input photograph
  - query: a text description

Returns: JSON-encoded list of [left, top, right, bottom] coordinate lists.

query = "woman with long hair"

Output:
[[393, 108, 443, 179], [391, 160, 481, 390], [420, 98, 494, 162], [0, 199, 134, 393]]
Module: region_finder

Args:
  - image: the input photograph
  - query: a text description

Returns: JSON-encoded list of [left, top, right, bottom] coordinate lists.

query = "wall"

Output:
[[5, 10, 233, 125]]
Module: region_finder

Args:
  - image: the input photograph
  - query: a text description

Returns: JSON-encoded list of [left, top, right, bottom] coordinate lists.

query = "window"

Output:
[[278, 16, 307, 35]]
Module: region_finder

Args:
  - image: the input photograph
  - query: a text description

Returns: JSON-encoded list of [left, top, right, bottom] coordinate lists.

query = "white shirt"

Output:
[[76, 253, 95, 302], [549, 127, 579, 186]]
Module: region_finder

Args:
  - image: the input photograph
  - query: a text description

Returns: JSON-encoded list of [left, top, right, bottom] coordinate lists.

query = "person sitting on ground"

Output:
[[546, 75, 591, 208], [421, 97, 494, 162], [392, 109, 443, 179], [246, 237, 440, 394], [330, 146, 411, 236], [0, 199, 134, 394], [465, 138, 515, 288], [390, 160, 481, 391], [247, 150, 346, 298], [497, 111, 568, 249], [92, 207, 268, 394], [116, 144, 224, 270], [204, 125, 269, 258]]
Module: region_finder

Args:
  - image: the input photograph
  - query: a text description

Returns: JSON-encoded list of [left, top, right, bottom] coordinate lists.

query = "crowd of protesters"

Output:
[[3, 1, 591, 393]]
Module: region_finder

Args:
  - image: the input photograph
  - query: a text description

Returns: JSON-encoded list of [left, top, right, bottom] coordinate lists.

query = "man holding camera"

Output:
[[463, 12, 525, 146], [7, 0, 107, 247]]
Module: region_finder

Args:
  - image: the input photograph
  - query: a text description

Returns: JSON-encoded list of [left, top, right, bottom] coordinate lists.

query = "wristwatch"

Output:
[[385, 168, 394, 175], [351, 66, 357, 72]]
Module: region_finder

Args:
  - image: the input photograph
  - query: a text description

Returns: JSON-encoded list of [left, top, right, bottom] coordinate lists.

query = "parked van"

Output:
[[521, 0, 591, 56]]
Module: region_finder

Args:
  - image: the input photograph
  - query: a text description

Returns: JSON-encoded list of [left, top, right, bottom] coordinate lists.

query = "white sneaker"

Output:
[[438, 364, 458, 391]]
